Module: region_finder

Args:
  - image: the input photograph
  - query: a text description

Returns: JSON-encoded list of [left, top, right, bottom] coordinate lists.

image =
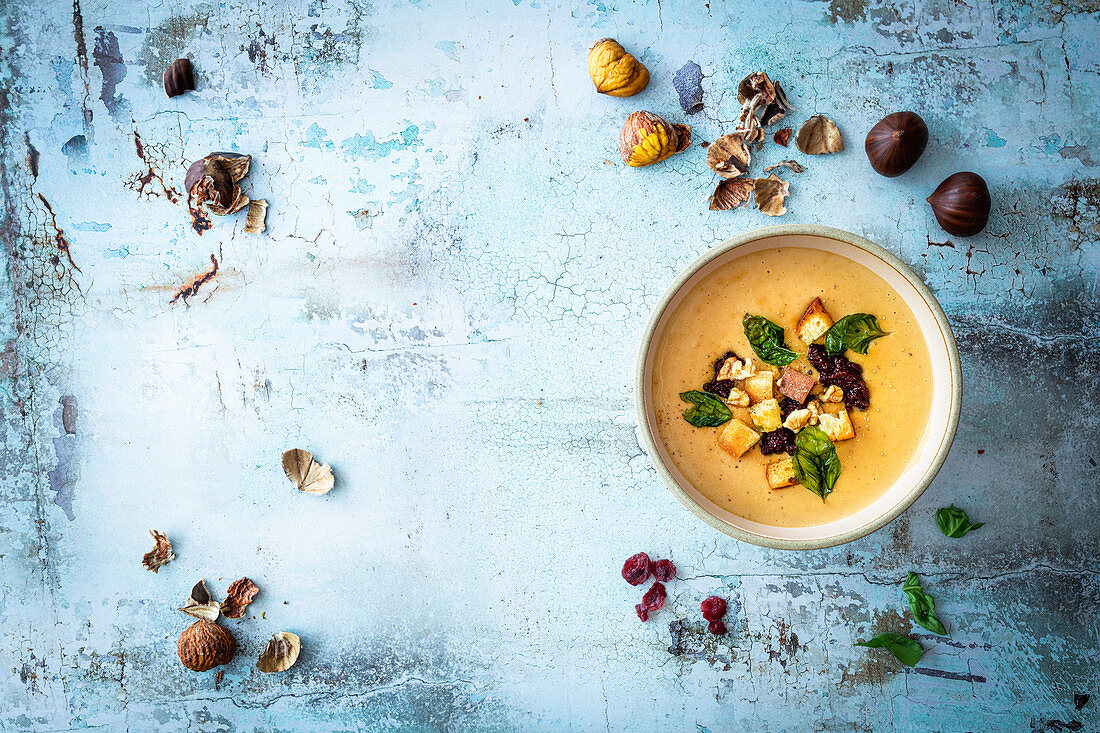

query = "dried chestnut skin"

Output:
[[621, 553, 651, 586], [653, 559, 676, 582], [865, 111, 927, 177], [701, 596, 727, 621]]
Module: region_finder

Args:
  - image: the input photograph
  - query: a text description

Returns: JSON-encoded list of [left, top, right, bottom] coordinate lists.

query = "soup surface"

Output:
[[651, 245, 933, 527]]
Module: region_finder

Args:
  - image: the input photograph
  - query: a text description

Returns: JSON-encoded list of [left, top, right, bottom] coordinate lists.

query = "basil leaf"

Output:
[[855, 632, 924, 667], [825, 313, 889, 356], [679, 390, 732, 427], [902, 572, 947, 636], [742, 314, 798, 366], [936, 505, 984, 538], [792, 426, 842, 500]]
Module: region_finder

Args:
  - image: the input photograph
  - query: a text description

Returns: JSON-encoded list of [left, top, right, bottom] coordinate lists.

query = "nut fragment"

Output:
[[142, 530, 175, 573], [179, 579, 221, 621], [618, 111, 691, 167], [796, 115, 844, 155], [177, 620, 236, 672], [257, 631, 302, 673], [220, 577, 259, 620], [281, 448, 335, 494], [753, 173, 790, 216], [185, 153, 252, 216], [706, 134, 751, 179], [244, 198, 267, 234], [709, 178, 754, 211], [587, 38, 649, 97], [163, 58, 195, 98], [764, 160, 806, 174], [774, 128, 792, 147]]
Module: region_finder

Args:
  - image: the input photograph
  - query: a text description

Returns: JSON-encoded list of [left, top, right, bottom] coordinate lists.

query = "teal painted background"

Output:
[[0, 0, 1097, 730]]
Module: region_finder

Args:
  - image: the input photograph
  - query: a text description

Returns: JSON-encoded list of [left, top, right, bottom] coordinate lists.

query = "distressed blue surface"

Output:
[[0, 0, 1098, 731]]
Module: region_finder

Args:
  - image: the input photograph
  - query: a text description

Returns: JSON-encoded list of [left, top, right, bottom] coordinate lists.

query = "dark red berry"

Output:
[[653, 559, 676, 582], [708, 619, 728, 636], [635, 604, 648, 622], [641, 582, 667, 613], [621, 553, 651, 586], [701, 595, 727, 621]]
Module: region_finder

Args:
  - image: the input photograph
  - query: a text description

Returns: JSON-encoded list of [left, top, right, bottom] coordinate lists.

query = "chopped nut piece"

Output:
[[821, 385, 844, 403], [796, 298, 834, 343], [742, 371, 774, 404], [796, 114, 844, 155], [724, 388, 751, 408], [709, 178, 754, 211], [753, 173, 790, 216], [716, 419, 761, 458], [818, 409, 855, 442], [717, 356, 754, 381], [706, 134, 752, 179], [220, 577, 259, 620], [765, 456, 797, 489], [142, 530, 175, 573], [777, 368, 816, 404], [749, 398, 783, 432], [783, 407, 813, 432]]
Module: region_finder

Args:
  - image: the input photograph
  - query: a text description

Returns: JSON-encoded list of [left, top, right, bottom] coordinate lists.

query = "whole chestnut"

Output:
[[865, 111, 927, 177], [927, 172, 990, 237], [618, 111, 691, 167]]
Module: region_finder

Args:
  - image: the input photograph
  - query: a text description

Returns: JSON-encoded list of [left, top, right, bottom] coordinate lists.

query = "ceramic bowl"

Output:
[[634, 224, 961, 549]]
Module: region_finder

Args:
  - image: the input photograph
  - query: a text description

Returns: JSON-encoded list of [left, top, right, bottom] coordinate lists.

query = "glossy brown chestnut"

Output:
[[163, 58, 194, 98], [927, 172, 990, 237], [865, 111, 927, 177]]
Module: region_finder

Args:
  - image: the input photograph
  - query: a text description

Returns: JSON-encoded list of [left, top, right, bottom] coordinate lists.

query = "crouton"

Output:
[[742, 371, 774, 404], [821, 384, 844, 403], [724, 388, 750, 408], [749, 398, 782, 432], [818, 408, 855, 442], [777, 367, 816, 404], [716, 419, 761, 458], [717, 356, 754, 381], [796, 298, 834, 344], [765, 457, 797, 489]]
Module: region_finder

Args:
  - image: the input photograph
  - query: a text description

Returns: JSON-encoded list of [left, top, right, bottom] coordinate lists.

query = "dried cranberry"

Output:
[[807, 345, 871, 411], [701, 595, 727, 621], [709, 619, 728, 636], [653, 559, 676, 582], [635, 604, 648, 622], [641, 582, 667, 613], [621, 553, 651, 586], [760, 428, 797, 455]]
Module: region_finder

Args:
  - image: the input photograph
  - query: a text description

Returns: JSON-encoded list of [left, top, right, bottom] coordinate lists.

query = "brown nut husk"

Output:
[[179, 579, 221, 621], [178, 620, 236, 672], [796, 115, 844, 155], [185, 153, 251, 216], [220, 577, 259, 620], [163, 58, 195, 98], [618, 111, 691, 167], [282, 449, 335, 494], [774, 128, 792, 147], [587, 38, 649, 97], [244, 198, 267, 234], [706, 134, 751, 179], [142, 530, 175, 573], [754, 173, 790, 216], [763, 160, 806, 174], [257, 631, 302, 673], [709, 178, 754, 211]]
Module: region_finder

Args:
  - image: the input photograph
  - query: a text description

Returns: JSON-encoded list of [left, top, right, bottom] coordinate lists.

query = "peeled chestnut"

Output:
[[865, 111, 927, 177], [927, 172, 991, 237]]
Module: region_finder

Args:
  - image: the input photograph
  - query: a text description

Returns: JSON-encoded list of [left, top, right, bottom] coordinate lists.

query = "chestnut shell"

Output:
[[163, 58, 194, 98], [865, 111, 927, 177], [927, 172, 990, 237], [177, 620, 236, 672]]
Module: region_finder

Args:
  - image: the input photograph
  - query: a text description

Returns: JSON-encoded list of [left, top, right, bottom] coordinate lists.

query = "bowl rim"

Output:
[[633, 224, 962, 550]]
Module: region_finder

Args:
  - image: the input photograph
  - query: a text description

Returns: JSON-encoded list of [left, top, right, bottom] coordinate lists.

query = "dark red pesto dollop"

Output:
[[760, 428, 797, 455], [702, 350, 740, 399], [778, 396, 807, 419], [653, 559, 676, 582], [808, 345, 871, 411], [621, 553, 651, 586]]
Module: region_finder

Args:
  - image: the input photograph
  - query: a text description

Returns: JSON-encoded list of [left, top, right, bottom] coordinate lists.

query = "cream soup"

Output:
[[652, 246, 933, 527]]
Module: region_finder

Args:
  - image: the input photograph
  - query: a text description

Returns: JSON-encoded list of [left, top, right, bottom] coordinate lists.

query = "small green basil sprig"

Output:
[[902, 572, 946, 635], [742, 314, 798, 366], [679, 390, 732, 427], [791, 426, 842, 499], [825, 313, 889, 356], [936, 505, 983, 538], [854, 633, 923, 667]]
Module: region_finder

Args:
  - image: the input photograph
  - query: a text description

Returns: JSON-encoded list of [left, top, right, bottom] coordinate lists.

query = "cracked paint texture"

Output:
[[1, 0, 1098, 731]]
